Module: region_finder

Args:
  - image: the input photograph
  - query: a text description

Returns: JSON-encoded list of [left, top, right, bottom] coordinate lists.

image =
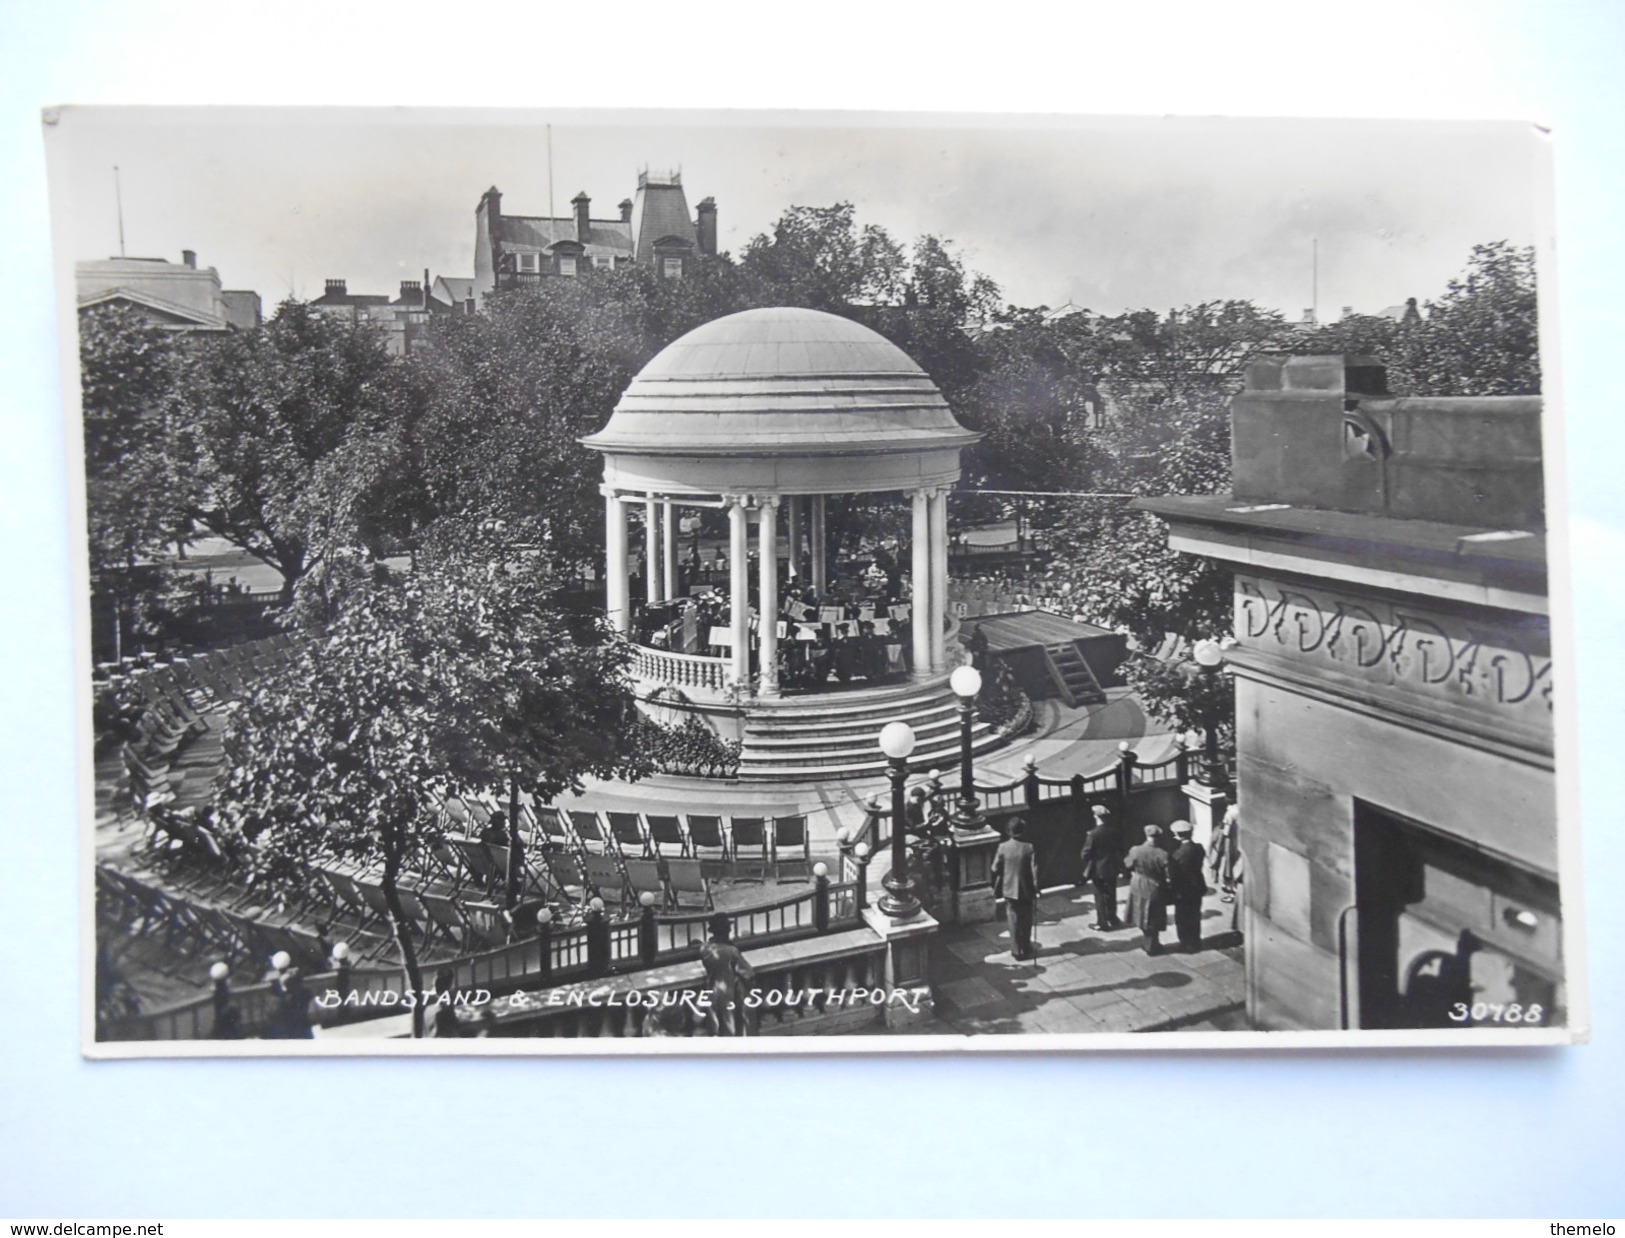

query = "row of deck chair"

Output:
[[542, 808, 813, 883]]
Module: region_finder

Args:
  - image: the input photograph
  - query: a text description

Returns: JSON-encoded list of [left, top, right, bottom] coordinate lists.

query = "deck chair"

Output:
[[685, 815, 729, 878], [418, 891, 473, 951], [447, 837, 502, 894], [623, 859, 666, 908], [729, 817, 769, 883], [578, 854, 628, 909], [772, 814, 812, 882], [646, 814, 689, 857], [568, 809, 614, 855], [532, 805, 572, 852], [665, 858, 714, 910], [605, 811, 650, 858], [458, 899, 510, 949]]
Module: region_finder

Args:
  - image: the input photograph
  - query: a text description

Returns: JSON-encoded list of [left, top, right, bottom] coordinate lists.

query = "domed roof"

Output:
[[581, 306, 979, 457]]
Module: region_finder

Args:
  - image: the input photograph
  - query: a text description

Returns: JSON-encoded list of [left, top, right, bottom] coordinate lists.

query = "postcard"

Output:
[[48, 107, 1583, 1053]]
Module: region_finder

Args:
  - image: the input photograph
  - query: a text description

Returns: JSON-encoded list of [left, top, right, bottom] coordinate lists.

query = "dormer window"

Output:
[[558, 255, 578, 277], [662, 256, 683, 280], [515, 252, 540, 274]]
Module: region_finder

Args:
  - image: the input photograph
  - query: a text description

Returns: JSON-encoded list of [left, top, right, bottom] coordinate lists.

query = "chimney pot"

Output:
[[572, 191, 591, 243], [619, 198, 633, 223], [182, 249, 197, 268], [696, 196, 718, 257]]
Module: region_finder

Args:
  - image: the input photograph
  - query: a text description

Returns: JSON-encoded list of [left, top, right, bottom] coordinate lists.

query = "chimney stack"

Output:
[[399, 279, 422, 301], [325, 278, 347, 297], [573, 191, 591, 243], [1341, 305, 1355, 321], [696, 197, 718, 257], [182, 249, 197, 269], [619, 198, 633, 223]]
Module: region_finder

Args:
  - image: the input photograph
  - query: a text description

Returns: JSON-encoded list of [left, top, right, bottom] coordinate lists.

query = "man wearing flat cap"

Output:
[[1168, 820, 1209, 951], [990, 816, 1042, 961], [1078, 804, 1124, 930]]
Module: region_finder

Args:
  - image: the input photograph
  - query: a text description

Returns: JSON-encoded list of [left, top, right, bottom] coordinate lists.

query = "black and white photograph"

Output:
[[49, 107, 1581, 1052]]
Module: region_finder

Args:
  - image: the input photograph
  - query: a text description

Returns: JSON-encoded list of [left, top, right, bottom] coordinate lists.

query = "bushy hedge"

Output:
[[632, 713, 743, 779]]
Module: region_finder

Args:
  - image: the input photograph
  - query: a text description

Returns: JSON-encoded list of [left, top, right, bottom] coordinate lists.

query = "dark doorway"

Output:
[[1353, 803, 1562, 1030]]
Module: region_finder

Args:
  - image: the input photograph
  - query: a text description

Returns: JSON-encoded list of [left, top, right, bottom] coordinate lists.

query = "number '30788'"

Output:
[[1449, 1002, 1544, 1023]]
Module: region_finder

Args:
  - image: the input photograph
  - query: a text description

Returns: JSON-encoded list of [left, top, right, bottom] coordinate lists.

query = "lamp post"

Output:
[[948, 664, 985, 833], [1189, 637, 1233, 787], [877, 720, 921, 920]]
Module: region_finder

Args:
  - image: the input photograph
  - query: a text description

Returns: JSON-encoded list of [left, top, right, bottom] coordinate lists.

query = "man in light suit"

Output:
[[990, 816, 1042, 961]]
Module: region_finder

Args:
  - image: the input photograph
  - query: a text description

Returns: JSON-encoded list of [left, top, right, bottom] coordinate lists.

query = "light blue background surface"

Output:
[[2, 1, 1621, 1218]]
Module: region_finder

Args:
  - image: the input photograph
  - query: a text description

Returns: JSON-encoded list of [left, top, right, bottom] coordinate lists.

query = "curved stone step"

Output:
[[734, 729, 1008, 781]]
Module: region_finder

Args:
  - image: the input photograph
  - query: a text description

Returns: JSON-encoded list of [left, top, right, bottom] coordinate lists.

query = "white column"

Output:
[[786, 496, 802, 585], [644, 497, 660, 605], [758, 495, 781, 697], [604, 488, 629, 634], [811, 494, 827, 595], [930, 487, 950, 672], [910, 488, 932, 678], [662, 499, 677, 601], [728, 496, 750, 688]]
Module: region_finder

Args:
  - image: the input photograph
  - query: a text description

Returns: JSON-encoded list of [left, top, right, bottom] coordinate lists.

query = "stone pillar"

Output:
[[786, 495, 802, 584], [1182, 782, 1230, 853], [604, 488, 629, 634], [946, 826, 1002, 924], [728, 496, 751, 688], [644, 497, 660, 605], [861, 905, 938, 1031], [758, 495, 781, 697], [811, 494, 828, 596], [910, 488, 932, 679], [662, 500, 677, 602], [929, 486, 949, 673]]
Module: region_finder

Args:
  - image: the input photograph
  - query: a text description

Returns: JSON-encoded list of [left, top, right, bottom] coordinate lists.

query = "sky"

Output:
[[45, 107, 1550, 320]]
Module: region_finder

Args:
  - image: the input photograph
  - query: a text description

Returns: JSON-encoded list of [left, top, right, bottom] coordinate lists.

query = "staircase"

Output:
[[736, 678, 1009, 782], [1043, 642, 1106, 708]]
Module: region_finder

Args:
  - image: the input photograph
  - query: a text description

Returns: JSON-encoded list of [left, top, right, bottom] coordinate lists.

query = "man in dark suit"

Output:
[[1078, 804, 1124, 930], [990, 816, 1042, 961], [1168, 820, 1208, 950]]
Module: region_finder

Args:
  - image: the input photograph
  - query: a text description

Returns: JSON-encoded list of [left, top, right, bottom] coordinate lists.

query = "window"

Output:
[[515, 252, 540, 274], [558, 255, 578, 277], [662, 256, 683, 280], [593, 255, 614, 270]]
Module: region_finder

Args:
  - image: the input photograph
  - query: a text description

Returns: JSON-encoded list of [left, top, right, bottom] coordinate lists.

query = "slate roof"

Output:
[[632, 181, 697, 266], [498, 215, 633, 258]]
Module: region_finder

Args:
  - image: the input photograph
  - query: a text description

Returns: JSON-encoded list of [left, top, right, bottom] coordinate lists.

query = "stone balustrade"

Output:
[[629, 643, 731, 692]]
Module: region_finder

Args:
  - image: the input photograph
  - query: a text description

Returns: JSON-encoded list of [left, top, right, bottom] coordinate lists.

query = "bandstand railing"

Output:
[[629, 644, 731, 691]]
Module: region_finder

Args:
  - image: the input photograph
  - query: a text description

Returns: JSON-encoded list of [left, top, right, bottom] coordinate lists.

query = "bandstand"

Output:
[[581, 306, 1013, 780]]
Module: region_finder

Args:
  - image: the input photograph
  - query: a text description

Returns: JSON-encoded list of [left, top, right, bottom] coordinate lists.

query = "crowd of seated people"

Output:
[[632, 567, 919, 692]]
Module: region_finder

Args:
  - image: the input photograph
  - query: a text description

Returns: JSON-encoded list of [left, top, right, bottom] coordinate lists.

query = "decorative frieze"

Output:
[[1235, 575, 1553, 726]]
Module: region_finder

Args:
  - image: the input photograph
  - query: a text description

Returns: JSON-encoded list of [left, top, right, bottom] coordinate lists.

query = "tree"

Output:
[[740, 202, 906, 311], [77, 305, 192, 659], [211, 583, 449, 1036], [405, 276, 654, 570], [178, 300, 401, 604], [410, 526, 652, 908], [211, 546, 649, 1033], [1047, 301, 1288, 645], [1395, 241, 1540, 396]]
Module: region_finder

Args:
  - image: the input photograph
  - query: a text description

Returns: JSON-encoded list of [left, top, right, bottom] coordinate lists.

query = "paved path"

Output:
[[925, 883, 1247, 1035]]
